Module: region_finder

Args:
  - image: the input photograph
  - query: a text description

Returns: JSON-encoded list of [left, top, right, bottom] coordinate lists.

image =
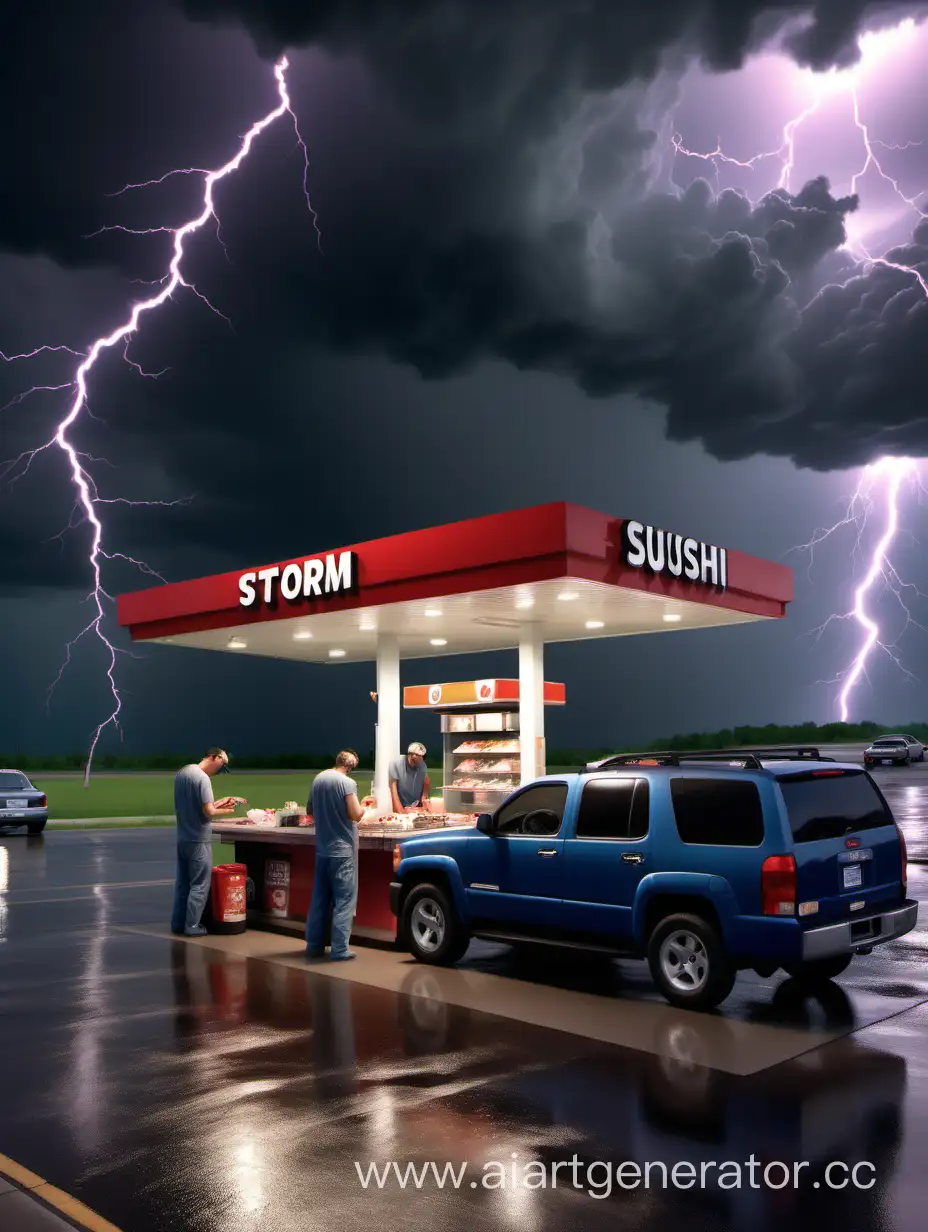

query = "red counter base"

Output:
[[231, 840, 398, 946]]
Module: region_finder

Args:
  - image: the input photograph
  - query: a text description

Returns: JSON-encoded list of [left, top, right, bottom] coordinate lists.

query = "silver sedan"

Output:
[[864, 736, 925, 767]]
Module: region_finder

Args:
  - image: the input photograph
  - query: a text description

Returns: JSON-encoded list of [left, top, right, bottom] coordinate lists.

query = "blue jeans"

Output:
[[171, 842, 212, 933], [305, 854, 358, 958]]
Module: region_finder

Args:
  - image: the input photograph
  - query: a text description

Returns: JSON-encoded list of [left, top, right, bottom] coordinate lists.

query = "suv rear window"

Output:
[[779, 770, 893, 843], [576, 778, 649, 839], [670, 778, 764, 846]]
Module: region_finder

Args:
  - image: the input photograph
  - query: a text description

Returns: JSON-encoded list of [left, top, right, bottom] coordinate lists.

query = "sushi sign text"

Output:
[[620, 520, 727, 592], [239, 551, 358, 608]]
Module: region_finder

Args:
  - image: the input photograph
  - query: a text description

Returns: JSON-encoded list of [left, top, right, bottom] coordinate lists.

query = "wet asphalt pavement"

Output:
[[2, 757, 928, 1232]]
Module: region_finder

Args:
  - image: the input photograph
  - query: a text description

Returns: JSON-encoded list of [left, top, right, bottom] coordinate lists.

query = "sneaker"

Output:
[[329, 951, 357, 963], [305, 948, 325, 959], [184, 926, 208, 938]]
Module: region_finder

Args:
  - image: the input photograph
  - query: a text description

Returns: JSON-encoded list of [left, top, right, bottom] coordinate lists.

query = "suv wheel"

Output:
[[401, 883, 470, 966], [647, 913, 736, 1011], [784, 954, 853, 983]]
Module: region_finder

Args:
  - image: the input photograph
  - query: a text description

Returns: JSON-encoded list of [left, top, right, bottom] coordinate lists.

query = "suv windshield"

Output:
[[779, 770, 893, 843], [0, 772, 30, 791]]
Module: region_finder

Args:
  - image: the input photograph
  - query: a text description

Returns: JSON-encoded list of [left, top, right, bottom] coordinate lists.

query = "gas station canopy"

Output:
[[117, 501, 793, 807], [116, 501, 793, 662]]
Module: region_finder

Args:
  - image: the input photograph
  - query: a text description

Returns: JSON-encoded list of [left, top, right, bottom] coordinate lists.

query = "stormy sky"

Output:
[[2, 0, 928, 760]]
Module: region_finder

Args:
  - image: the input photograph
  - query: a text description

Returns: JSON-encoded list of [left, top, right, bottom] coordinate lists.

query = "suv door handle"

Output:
[[537, 849, 558, 858]]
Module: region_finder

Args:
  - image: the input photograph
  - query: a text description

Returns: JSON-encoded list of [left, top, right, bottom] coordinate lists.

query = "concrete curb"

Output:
[[0, 1151, 123, 1231]]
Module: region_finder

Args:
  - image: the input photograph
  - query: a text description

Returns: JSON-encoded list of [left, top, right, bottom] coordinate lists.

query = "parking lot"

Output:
[[2, 746, 928, 1231]]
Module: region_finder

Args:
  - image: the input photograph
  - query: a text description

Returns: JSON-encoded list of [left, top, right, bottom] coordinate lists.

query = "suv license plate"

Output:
[[882, 759, 894, 765], [843, 863, 863, 889]]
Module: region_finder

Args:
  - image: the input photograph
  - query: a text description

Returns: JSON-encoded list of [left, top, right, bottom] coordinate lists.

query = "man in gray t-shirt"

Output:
[[305, 750, 365, 962], [389, 743, 430, 813], [171, 748, 240, 937]]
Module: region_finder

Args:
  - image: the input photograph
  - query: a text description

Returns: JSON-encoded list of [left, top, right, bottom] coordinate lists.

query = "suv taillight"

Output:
[[762, 854, 797, 916], [897, 825, 908, 894]]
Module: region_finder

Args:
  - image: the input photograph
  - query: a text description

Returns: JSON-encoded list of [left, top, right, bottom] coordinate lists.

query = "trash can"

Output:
[[210, 863, 248, 935]]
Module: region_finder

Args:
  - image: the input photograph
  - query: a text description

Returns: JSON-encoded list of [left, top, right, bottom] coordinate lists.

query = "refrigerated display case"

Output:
[[403, 678, 567, 814], [442, 709, 522, 814]]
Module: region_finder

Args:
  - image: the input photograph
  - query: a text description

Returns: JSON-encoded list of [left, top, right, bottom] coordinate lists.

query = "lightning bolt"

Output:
[[0, 56, 319, 784], [672, 19, 928, 719], [837, 460, 921, 721], [673, 20, 927, 287], [795, 460, 923, 720]]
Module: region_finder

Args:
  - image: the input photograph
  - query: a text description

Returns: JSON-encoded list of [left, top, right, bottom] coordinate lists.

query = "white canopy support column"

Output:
[[374, 634, 400, 814], [519, 624, 545, 785]]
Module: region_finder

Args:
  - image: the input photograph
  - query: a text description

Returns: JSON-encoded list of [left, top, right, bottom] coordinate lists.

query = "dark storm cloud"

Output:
[[182, 1, 914, 78], [172, 0, 928, 471], [2, 0, 927, 608]]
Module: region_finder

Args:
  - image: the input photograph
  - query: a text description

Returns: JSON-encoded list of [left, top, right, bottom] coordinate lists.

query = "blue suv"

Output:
[[390, 748, 917, 1010]]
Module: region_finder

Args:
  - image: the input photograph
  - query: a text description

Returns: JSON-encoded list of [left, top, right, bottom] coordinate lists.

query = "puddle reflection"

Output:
[[159, 944, 907, 1231]]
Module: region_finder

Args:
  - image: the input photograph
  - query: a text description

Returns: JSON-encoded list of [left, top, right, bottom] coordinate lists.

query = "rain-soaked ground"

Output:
[[2, 756, 928, 1232]]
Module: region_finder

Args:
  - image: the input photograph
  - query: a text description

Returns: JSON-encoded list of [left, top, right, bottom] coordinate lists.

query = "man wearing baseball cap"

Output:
[[389, 742, 431, 814], [171, 747, 243, 937]]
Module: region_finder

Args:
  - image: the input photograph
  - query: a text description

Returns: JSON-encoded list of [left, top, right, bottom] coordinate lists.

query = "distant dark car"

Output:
[[0, 770, 48, 834], [864, 736, 925, 767]]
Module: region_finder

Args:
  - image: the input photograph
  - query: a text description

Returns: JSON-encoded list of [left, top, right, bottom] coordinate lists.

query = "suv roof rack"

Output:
[[588, 747, 835, 771]]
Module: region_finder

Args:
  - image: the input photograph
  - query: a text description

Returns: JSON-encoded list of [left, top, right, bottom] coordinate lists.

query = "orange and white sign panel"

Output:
[[404, 679, 566, 708]]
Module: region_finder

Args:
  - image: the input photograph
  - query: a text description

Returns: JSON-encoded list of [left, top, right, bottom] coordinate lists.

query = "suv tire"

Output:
[[784, 954, 853, 983], [647, 913, 736, 1011], [401, 883, 470, 966]]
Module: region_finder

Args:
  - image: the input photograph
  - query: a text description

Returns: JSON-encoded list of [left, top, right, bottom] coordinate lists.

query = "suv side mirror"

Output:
[[476, 813, 494, 834]]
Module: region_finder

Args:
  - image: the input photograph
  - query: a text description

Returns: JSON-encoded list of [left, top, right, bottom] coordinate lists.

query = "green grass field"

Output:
[[32, 766, 582, 819], [34, 771, 377, 820]]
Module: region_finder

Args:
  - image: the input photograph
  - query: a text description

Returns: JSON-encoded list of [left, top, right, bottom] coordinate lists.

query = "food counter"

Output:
[[211, 812, 474, 945]]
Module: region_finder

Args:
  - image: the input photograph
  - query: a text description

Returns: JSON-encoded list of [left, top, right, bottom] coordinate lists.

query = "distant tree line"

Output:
[[635, 720, 928, 751], [4, 721, 922, 772]]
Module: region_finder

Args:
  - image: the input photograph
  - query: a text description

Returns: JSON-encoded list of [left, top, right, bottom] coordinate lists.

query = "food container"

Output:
[[246, 808, 278, 827], [277, 811, 304, 828]]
